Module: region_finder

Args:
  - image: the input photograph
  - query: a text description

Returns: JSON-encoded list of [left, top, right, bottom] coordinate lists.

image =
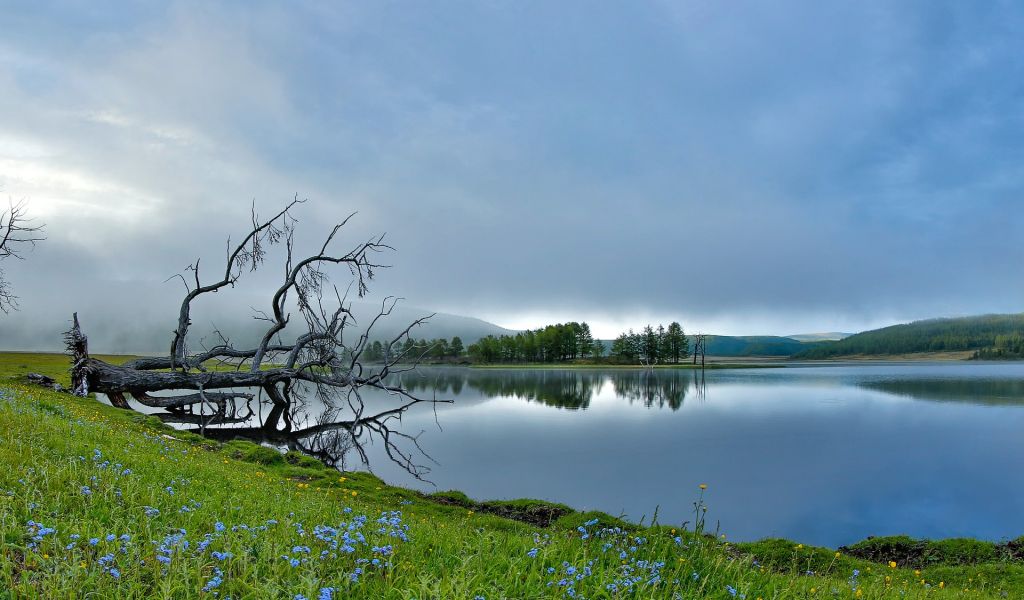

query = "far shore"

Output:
[[2, 350, 1015, 376]]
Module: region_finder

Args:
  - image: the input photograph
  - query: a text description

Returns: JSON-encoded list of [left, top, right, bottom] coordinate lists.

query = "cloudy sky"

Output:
[[1, 1, 1023, 343]]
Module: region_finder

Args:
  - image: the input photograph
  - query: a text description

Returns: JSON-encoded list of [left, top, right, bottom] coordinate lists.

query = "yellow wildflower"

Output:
[[699, 483, 707, 490], [889, 561, 897, 568]]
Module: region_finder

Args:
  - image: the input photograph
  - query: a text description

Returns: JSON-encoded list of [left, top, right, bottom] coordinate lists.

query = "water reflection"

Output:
[[609, 369, 705, 410], [858, 377, 1024, 406], [360, 365, 1024, 547], [401, 368, 706, 411], [182, 414, 357, 469], [463, 370, 603, 410]]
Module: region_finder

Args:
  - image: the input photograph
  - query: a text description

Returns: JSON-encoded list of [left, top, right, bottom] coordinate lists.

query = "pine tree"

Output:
[[666, 322, 688, 363]]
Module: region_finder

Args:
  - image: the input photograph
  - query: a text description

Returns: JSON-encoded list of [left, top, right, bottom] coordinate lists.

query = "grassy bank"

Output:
[[1, 353, 1022, 598]]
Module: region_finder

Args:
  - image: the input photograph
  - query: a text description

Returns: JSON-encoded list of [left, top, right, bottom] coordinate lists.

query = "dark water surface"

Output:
[[358, 364, 1024, 547]]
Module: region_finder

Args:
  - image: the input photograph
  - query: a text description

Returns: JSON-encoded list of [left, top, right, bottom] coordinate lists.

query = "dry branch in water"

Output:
[[68, 200, 446, 479]]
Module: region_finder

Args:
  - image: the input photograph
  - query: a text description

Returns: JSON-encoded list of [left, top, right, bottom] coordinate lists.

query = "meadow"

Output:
[[2, 353, 1023, 598]]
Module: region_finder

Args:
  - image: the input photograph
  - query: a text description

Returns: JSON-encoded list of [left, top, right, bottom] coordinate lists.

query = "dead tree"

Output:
[[0, 199, 46, 313], [67, 199, 446, 478], [691, 333, 707, 369]]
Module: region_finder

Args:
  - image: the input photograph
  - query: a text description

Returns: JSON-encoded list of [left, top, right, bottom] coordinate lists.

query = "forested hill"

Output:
[[702, 335, 824, 357], [794, 314, 1024, 359]]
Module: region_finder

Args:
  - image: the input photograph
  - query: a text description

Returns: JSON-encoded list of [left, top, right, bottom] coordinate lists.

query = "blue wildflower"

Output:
[[203, 567, 224, 592]]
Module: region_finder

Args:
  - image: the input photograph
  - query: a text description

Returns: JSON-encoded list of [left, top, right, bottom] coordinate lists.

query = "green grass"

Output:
[[0, 351, 137, 383], [1, 353, 1022, 598]]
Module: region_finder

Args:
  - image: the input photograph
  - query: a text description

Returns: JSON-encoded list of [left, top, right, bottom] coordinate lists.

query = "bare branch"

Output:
[[0, 199, 46, 312], [168, 198, 303, 369], [72, 200, 441, 479]]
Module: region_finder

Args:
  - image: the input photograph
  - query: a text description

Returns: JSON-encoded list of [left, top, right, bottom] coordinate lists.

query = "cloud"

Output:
[[1, 1, 1023, 345]]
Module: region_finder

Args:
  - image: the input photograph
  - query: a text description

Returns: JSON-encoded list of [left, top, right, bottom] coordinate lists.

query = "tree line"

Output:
[[610, 322, 690, 364], [359, 319, 695, 365], [361, 336, 467, 362], [973, 333, 1024, 360], [467, 322, 603, 364]]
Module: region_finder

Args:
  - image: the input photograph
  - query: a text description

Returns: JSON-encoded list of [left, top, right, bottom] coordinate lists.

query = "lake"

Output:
[[109, 363, 1024, 548], [358, 363, 1024, 548]]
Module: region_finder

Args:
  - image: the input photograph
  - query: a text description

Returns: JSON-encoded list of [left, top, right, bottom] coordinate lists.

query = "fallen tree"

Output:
[[68, 199, 446, 478]]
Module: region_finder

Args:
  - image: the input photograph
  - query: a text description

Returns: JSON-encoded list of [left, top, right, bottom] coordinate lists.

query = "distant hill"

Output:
[[593, 335, 823, 358], [785, 332, 853, 342], [0, 302, 515, 355], [795, 313, 1024, 359], [700, 335, 824, 357]]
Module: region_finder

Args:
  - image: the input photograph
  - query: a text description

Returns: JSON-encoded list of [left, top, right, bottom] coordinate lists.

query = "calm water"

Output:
[[111, 363, 1024, 547], [358, 364, 1024, 547]]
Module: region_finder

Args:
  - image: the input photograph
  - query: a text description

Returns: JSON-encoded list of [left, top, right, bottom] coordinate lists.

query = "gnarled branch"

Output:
[[70, 201, 441, 478]]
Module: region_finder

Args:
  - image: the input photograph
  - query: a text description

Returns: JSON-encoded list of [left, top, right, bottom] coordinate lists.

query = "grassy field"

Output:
[[1, 352, 1022, 598]]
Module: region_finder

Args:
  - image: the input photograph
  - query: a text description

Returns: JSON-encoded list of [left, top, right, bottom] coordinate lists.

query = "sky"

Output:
[[1, 1, 1023, 345]]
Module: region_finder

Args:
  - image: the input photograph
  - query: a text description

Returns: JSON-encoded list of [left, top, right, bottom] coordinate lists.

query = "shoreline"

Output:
[[3, 354, 1024, 596]]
